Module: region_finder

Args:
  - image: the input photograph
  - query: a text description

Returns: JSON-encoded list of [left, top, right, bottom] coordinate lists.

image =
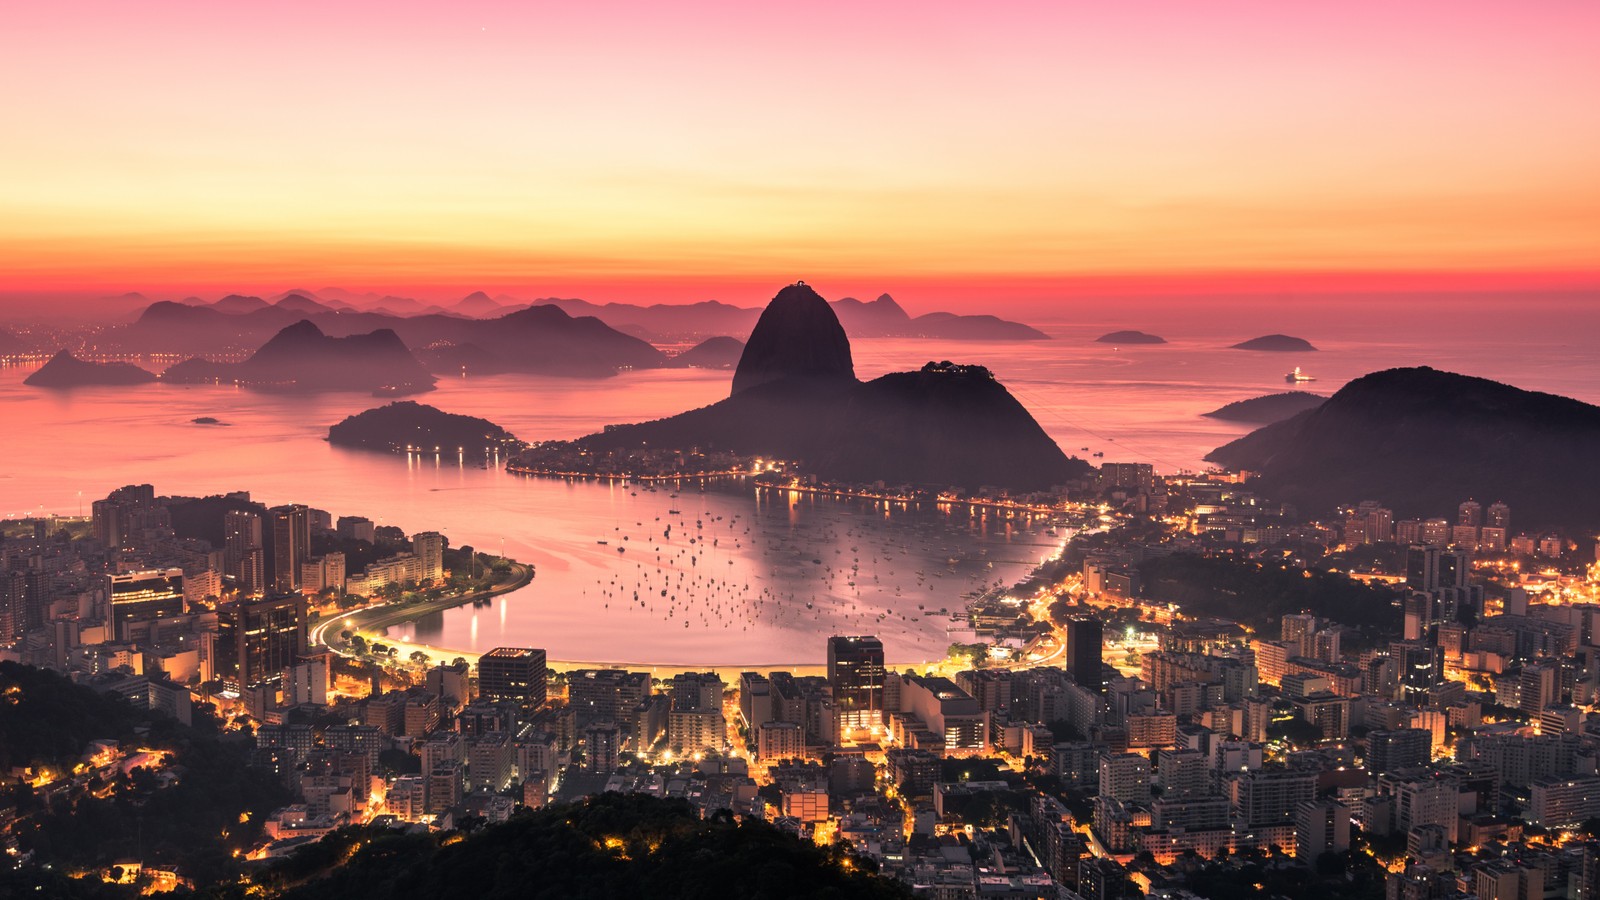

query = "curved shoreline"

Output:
[[310, 560, 952, 676]]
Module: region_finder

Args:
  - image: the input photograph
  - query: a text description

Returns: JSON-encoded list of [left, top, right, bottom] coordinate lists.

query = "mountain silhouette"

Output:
[[1205, 366, 1600, 529], [162, 320, 436, 394], [731, 283, 855, 395], [578, 284, 1084, 491]]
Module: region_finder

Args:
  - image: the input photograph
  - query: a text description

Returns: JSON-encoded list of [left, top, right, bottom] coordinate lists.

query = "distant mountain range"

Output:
[[577, 283, 1084, 491], [162, 320, 437, 394], [23, 350, 158, 387], [1205, 367, 1600, 530], [119, 298, 665, 377], [97, 287, 1048, 345]]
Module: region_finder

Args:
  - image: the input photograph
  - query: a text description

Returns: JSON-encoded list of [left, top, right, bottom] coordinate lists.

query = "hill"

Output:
[[23, 350, 158, 387], [329, 401, 523, 454], [669, 335, 745, 369], [1230, 334, 1317, 352], [1202, 391, 1326, 423], [1205, 367, 1600, 529], [909, 311, 1049, 340], [578, 285, 1085, 491], [162, 320, 436, 394], [271, 793, 907, 900], [1095, 330, 1166, 345]]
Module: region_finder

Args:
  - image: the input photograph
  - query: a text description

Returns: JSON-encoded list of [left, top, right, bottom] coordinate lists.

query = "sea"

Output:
[[2, 293, 1595, 665]]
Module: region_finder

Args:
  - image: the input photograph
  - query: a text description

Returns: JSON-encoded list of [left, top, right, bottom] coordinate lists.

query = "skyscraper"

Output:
[[215, 594, 307, 690], [1458, 500, 1482, 527], [827, 635, 886, 730], [108, 569, 185, 640], [224, 509, 265, 597], [1065, 617, 1104, 691], [478, 647, 547, 708], [269, 504, 310, 593]]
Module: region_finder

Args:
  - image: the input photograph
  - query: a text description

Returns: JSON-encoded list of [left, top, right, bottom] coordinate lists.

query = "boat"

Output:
[[1286, 367, 1316, 383], [596, 540, 608, 545]]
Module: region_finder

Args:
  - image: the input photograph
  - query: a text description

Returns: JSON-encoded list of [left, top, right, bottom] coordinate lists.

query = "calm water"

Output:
[[3, 294, 1596, 663]]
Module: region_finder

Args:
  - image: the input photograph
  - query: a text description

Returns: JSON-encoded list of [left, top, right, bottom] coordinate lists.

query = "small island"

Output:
[[1202, 391, 1326, 423], [328, 401, 525, 455], [191, 416, 230, 426], [1230, 334, 1317, 352], [24, 349, 158, 387], [1095, 330, 1166, 345]]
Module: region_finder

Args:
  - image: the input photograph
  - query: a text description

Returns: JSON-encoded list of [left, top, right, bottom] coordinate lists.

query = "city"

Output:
[[5, 459, 1600, 898]]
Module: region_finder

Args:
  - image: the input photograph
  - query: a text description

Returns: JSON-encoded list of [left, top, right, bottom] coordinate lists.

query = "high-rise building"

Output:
[[0, 570, 26, 644], [477, 647, 547, 708], [1458, 500, 1482, 527], [1486, 502, 1511, 531], [215, 594, 307, 690], [1098, 752, 1151, 803], [1367, 728, 1431, 775], [224, 509, 265, 597], [1066, 617, 1104, 692], [1281, 613, 1318, 657], [412, 531, 446, 584], [1405, 546, 1469, 593], [827, 635, 885, 730], [269, 505, 310, 593], [1295, 800, 1351, 861], [108, 569, 185, 639]]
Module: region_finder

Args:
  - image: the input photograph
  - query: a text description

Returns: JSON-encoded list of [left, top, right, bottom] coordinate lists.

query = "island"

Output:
[[1094, 330, 1166, 345], [23, 349, 158, 387], [1201, 391, 1325, 423], [328, 401, 524, 455], [1205, 366, 1600, 529], [1229, 334, 1317, 352], [190, 416, 230, 426]]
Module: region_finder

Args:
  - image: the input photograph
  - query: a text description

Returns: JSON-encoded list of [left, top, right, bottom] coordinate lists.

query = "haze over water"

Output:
[[2, 294, 1596, 664]]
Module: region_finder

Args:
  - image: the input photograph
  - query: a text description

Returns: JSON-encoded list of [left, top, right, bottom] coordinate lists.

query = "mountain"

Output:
[[328, 401, 522, 454], [23, 349, 158, 387], [1202, 391, 1326, 423], [830, 293, 912, 336], [1096, 330, 1166, 345], [1230, 334, 1317, 351], [578, 284, 1085, 491], [907, 311, 1050, 341], [1205, 367, 1600, 529], [731, 282, 855, 395], [274, 292, 337, 315], [117, 301, 666, 376], [454, 291, 505, 317], [670, 335, 745, 369], [162, 320, 436, 394], [212, 294, 270, 314]]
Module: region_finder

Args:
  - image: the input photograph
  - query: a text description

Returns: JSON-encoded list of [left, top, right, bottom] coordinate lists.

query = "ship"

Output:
[[1285, 367, 1316, 383]]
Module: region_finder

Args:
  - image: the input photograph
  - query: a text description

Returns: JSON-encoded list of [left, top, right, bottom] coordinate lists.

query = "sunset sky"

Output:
[[3, 0, 1597, 309]]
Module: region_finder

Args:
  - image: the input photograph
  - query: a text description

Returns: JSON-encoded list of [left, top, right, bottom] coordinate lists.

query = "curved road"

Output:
[[308, 562, 534, 659]]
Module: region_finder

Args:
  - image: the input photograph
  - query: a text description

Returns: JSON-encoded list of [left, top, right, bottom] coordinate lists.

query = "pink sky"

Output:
[[2, 0, 1597, 312]]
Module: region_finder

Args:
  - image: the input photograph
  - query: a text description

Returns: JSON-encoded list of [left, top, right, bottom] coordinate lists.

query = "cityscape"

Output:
[[4, 3, 1600, 900]]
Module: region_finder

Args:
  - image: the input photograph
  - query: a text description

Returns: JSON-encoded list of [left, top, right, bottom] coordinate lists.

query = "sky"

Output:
[[2, 0, 1598, 312]]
